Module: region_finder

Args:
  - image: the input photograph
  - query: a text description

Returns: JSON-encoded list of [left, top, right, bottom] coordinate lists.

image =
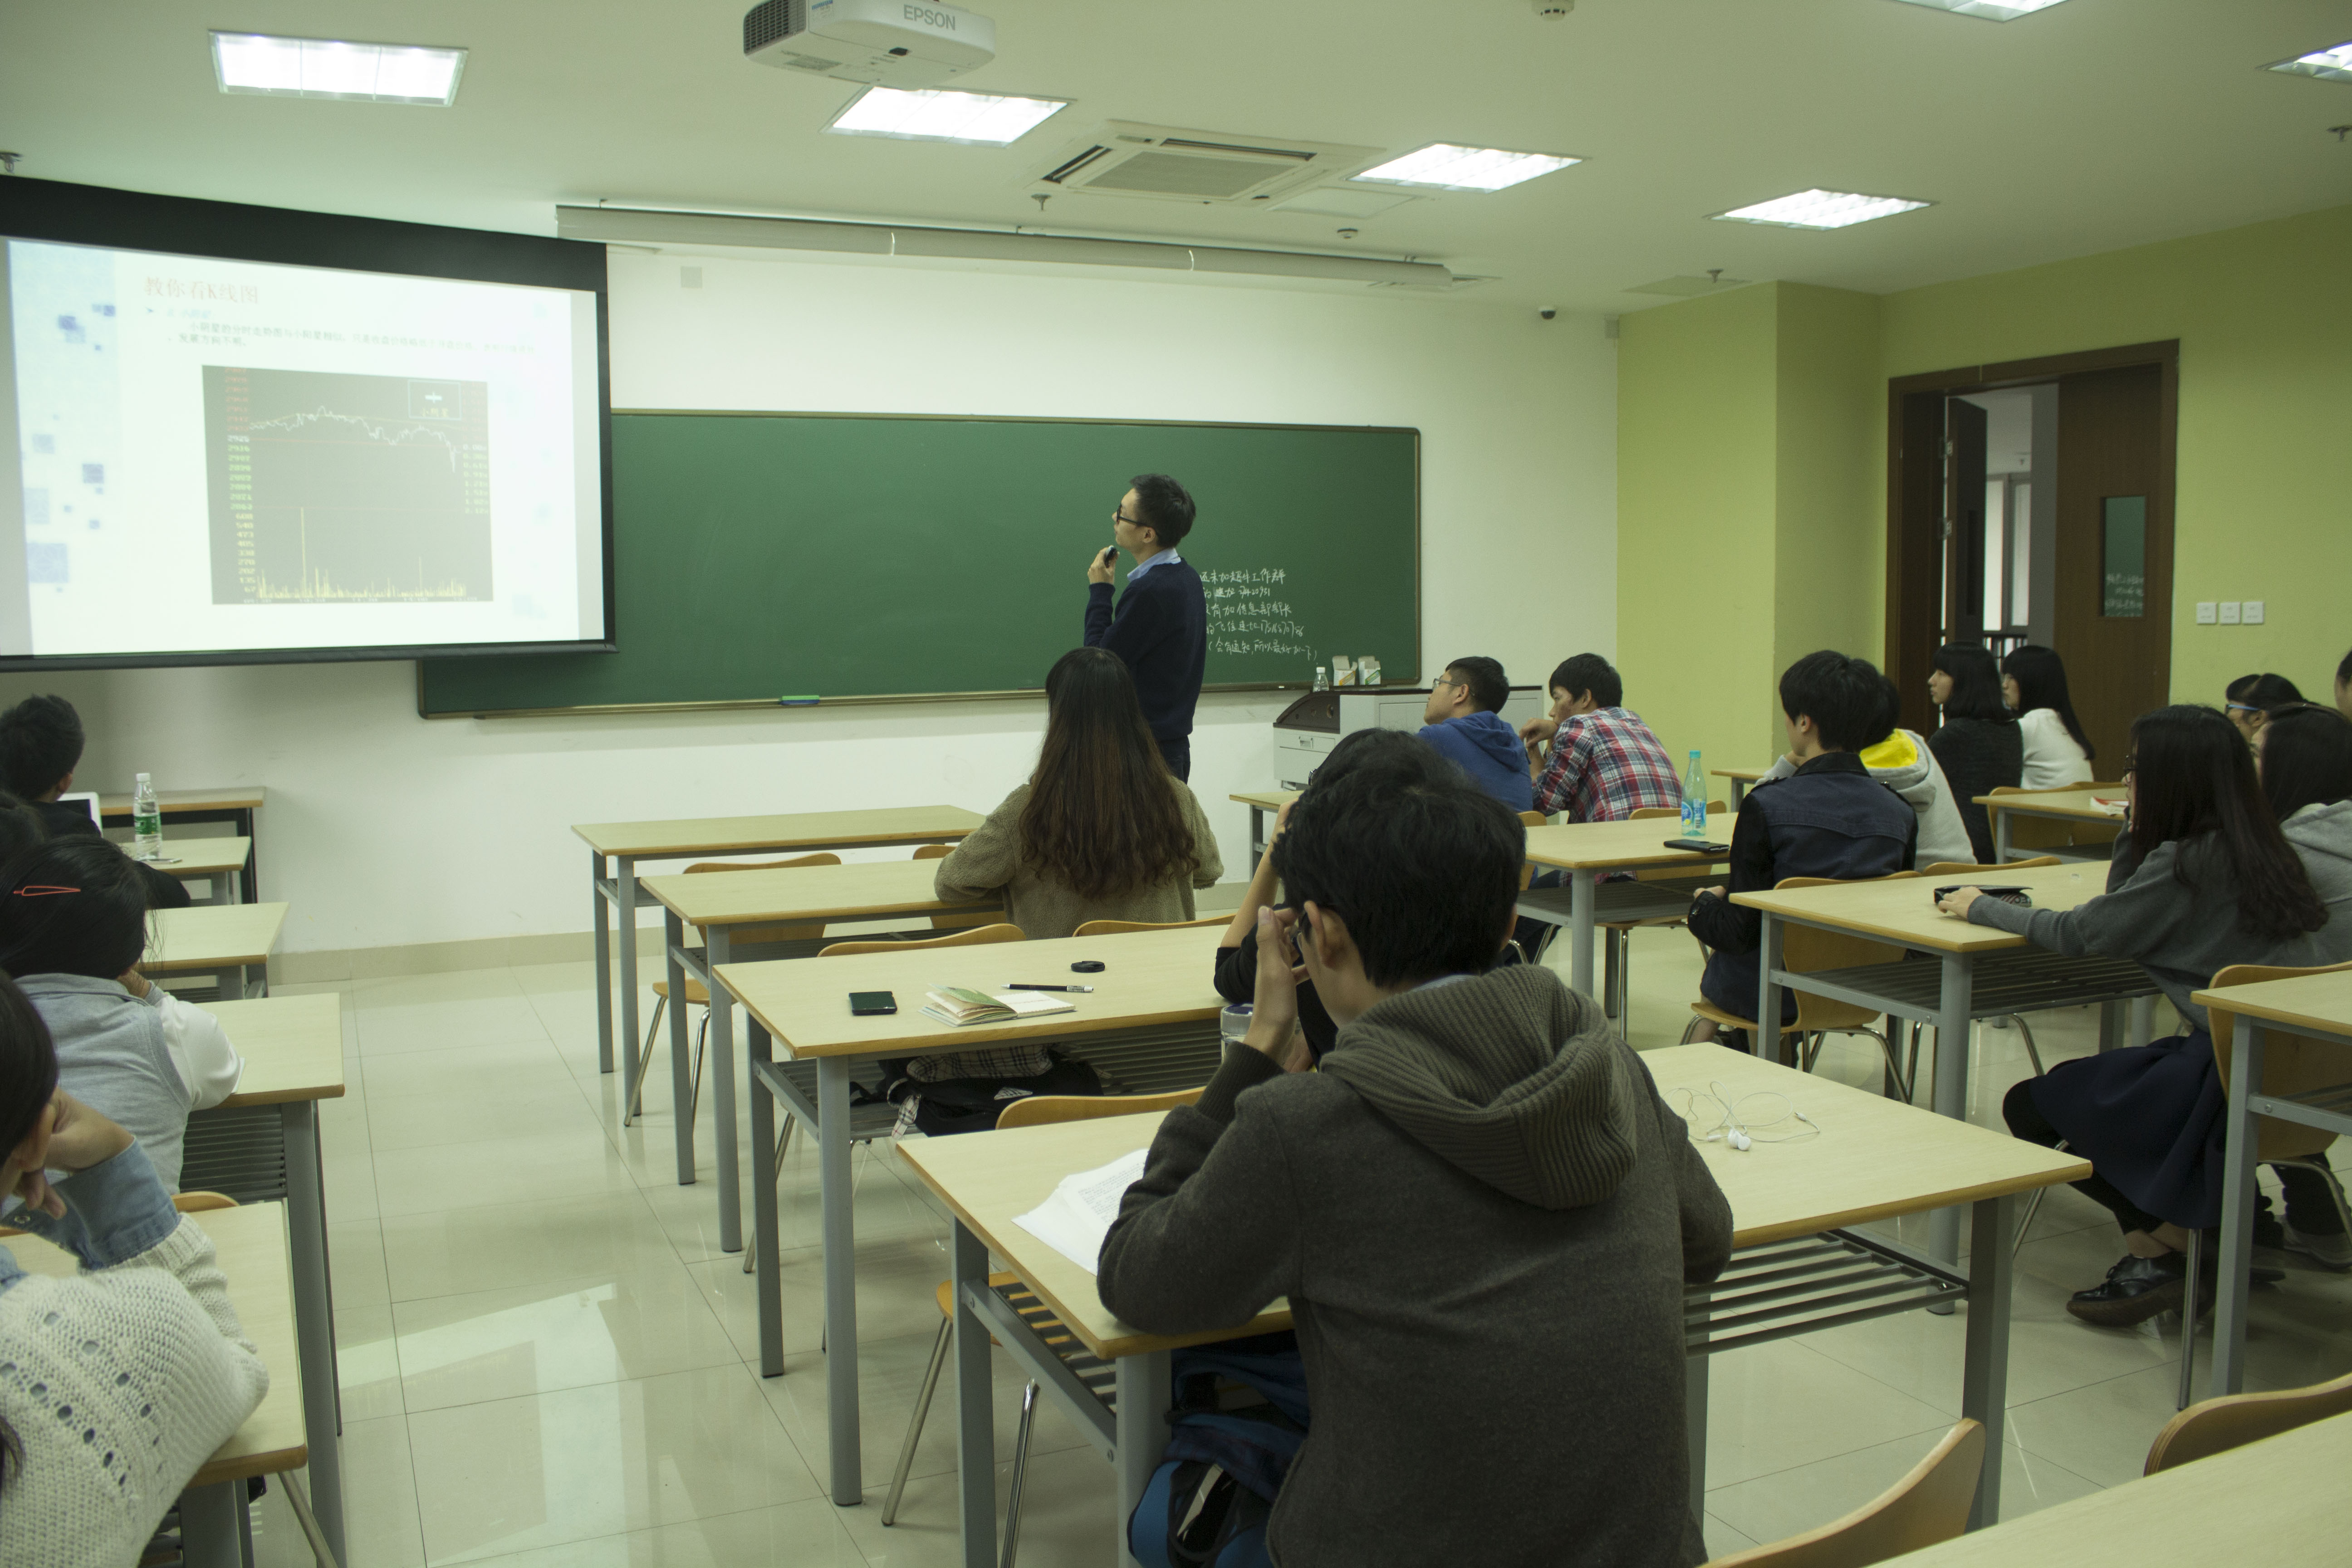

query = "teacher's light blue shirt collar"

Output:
[[1124, 549, 1182, 583]]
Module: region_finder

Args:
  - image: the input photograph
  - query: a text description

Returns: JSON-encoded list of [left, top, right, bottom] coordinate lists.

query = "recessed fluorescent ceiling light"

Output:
[[2267, 41, 2352, 83], [211, 32, 466, 104], [1714, 189, 1931, 230], [827, 87, 1068, 145], [1886, 0, 2071, 20], [1352, 144, 1578, 192]]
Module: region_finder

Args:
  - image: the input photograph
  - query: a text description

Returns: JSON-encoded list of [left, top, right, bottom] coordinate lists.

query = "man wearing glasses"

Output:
[[1084, 473, 1207, 780]]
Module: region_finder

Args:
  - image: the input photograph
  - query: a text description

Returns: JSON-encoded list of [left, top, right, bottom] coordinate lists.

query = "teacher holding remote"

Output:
[[1083, 473, 1207, 780]]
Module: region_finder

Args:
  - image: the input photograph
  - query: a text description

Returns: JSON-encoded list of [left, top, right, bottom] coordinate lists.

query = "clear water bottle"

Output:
[[1313, 664, 1329, 692], [1680, 750, 1708, 838], [132, 772, 162, 861]]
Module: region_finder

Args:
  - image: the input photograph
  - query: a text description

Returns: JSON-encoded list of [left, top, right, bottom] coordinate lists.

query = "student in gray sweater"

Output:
[[1938, 705, 2347, 1326], [1100, 731, 1733, 1568]]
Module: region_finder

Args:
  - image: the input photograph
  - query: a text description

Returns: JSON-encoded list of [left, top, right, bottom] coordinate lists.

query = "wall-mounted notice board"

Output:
[[417, 410, 1419, 716]]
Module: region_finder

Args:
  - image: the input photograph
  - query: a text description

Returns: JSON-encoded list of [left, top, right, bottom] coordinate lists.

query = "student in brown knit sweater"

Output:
[[1100, 730, 1732, 1568]]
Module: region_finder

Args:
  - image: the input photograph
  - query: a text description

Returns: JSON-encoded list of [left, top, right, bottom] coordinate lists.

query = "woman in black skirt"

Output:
[[1936, 705, 2346, 1326]]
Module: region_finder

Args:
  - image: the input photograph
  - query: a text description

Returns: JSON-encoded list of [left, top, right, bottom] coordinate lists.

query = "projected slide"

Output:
[[0, 230, 604, 661], [205, 367, 494, 605]]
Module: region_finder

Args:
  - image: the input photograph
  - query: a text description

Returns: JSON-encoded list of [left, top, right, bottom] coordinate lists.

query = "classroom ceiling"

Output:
[[5, 0, 2351, 312]]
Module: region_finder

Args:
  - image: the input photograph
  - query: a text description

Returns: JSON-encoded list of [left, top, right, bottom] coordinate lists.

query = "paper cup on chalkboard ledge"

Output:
[[1358, 656, 1382, 686], [1332, 656, 1355, 687]]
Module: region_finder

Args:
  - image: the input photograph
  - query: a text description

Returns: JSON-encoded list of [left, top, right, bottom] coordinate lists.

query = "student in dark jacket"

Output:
[[1943, 705, 2348, 1326], [0, 696, 190, 910], [1687, 652, 1918, 1036], [1102, 730, 1733, 1568], [1083, 473, 1207, 781], [1926, 643, 2024, 864], [1415, 655, 1534, 811]]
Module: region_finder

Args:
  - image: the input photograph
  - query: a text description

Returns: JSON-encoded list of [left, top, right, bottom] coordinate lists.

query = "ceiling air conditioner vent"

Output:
[[1026, 122, 1380, 206]]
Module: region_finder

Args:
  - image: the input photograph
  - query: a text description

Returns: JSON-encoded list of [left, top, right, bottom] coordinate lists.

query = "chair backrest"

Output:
[[995, 1086, 1205, 1130], [1987, 784, 2120, 850], [1774, 873, 1916, 1032], [173, 1191, 239, 1213], [1701, 1419, 1984, 1568], [2205, 959, 2352, 1162], [1071, 915, 1228, 936], [911, 843, 997, 930], [1920, 856, 2061, 876], [2144, 1368, 2352, 1474], [819, 922, 1025, 957], [682, 853, 843, 946]]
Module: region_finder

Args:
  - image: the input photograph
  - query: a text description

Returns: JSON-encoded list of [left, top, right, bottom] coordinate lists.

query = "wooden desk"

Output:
[[1732, 864, 2158, 1266], [152, 836, 253, 906], [573, 805, 985, 1086], [1882, 1408, 2352, 1564], [11, 1201, 305, 1565], [1976, 785, 2125, 863], [636, 858, 997, 1245], [1519, 812, 1734, 1006], [143, 902, 288, 1000], [99, 787, 265, 903], [895, 1041, 2088, 1565], [1230, 789, 1297, 862], [2192, 969, 2352, 1403], [716, 922, 1225, 1505], [1713, 766, 1768, 809]]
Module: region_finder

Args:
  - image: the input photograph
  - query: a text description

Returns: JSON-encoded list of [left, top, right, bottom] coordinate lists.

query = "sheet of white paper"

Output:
[[1010, 1147, 1150, 1275]]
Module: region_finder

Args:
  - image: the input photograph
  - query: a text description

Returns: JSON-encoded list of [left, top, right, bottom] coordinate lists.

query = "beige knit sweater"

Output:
[[932, 779, 1224, 939]]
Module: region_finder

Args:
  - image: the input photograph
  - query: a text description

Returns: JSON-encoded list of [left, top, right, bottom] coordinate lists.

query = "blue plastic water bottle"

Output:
[[1680, 750, 1708, 838]]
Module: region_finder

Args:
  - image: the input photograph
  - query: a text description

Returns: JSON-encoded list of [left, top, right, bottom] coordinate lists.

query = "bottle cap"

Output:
[[136, 772, 151, 784]]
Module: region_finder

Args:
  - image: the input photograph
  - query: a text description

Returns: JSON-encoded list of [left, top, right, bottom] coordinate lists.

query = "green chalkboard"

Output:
[[417, 411, 1419, 716]]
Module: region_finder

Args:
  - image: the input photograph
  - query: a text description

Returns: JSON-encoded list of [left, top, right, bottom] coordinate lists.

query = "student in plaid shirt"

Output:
[[1519, 654, 1682, 821]]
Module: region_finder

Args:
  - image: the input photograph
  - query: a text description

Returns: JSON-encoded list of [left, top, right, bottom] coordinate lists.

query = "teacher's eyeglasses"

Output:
[[1112, 510, 1144, 527]]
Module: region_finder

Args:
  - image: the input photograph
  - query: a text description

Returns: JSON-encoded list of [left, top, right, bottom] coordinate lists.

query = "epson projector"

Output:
[[744, 0, 996, 88]]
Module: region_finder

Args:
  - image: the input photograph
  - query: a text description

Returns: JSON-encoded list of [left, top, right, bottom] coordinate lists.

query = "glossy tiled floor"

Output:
[[235, 927, 2352, 1566]]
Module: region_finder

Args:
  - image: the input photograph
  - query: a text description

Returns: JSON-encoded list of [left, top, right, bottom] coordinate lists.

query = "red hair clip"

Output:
[[12, 885, 80, 897]]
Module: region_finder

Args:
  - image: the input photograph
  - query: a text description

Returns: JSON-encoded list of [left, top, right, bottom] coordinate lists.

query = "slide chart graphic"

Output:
[[204, 367, 493, 605]]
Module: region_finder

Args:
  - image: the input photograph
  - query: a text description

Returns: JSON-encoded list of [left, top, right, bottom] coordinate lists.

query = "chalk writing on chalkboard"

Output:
[[1203, 565, 1311, 657]]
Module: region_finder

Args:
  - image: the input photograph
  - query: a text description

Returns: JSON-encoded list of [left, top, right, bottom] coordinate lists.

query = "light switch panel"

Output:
[[2196, 602, 2217, 624], [2243, 600, 2265, 624], [2218, 601, 2242, 625]]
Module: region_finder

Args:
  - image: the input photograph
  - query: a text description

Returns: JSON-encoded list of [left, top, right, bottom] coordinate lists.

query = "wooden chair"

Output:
[[4, 1188, 239, 1238], [1682, 872, 1919, 1100], [912, 843, 997, 931], [1072, 915, 1228, 936], [627, 853, 842, 1126], [886, 1088, 1205, 1558], [2145, 1367, 2352, 1474], [1585, 802, 1726, 1018], [1987, 783, 2122, 856], [2173, 958, 2352, 1407], [1701, 1419, 1984, 1567], [819, 922, 1024, 957]]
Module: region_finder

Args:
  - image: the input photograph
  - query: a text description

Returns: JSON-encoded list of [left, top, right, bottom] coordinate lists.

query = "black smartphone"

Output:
[[848, 990, 897, 1016], [1663, 838, 1732, 855], [1934, 885, 2033, 906]]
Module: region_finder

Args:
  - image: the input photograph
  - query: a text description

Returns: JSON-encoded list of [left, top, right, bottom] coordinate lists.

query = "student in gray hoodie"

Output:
[[1100, 731, 1732, 1568]]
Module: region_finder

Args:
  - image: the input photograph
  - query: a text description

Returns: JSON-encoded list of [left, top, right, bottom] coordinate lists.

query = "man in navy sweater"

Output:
[[1084, 473, 1207, 780]]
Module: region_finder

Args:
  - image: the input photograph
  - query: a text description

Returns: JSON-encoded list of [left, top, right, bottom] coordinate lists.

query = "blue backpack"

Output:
[[1127, 1332, 1309, 1568]]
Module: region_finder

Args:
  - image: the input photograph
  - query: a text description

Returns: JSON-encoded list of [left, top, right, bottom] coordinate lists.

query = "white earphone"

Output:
[[1673, 1083, 1819, 1152], [1727, 1129, 1751, 1151]]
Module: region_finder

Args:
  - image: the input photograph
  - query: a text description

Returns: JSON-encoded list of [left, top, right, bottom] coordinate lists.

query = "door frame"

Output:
[[1882, 340, 2180, 736]]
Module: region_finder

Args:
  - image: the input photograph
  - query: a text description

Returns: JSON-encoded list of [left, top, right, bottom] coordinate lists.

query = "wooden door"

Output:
[[1943, 398, 1989, 647], [2052, 363, 2173, 771]]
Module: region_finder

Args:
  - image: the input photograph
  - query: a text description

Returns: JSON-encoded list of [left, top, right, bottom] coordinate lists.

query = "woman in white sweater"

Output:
[[0, 975, 267, 1568], [2000, 644, 2097, 789]]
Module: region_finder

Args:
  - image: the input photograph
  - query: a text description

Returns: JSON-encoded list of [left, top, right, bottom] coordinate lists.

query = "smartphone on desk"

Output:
[[1663, 838, 1732, 856], [848, 990, 897, 1016]]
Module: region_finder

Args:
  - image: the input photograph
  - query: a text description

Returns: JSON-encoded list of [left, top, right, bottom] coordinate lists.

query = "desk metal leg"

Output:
[[750, 1020, 785, 1380], [1727, 776, 1746, 811], [1962, 1193, 2016, 1529], [1247, 804, 1267, 865], [617, 856, 640, 1082], [665, 911, 694, 1186], [1756, 915, 1782, 1064], [2210, 1015, 2264, 1399], [953, 1218, 995, 1565], [238, 806, 259, 905], [819, 1055, 862, 1505], [1994, 808, 2013, 865], [709, 926, 740, 1244], [2130, 995, 2156, 1049], [592, 851, 613, 1076], [1928, 951, 1973, 1271], [1116, 1349, 1172, 1568], [1569, 868, 1597, 999], [283, 1102, 344, 1564], [181, 1480, 246, 1568]]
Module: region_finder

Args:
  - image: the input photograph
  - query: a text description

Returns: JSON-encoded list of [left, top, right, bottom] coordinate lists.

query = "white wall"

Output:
[[14, 251, 1616, 956]]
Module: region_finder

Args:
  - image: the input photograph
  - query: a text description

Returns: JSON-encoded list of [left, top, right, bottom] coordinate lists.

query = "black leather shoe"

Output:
[[2067, 1253, 2185, 1327]]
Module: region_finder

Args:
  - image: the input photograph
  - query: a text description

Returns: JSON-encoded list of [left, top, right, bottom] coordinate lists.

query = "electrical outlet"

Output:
[[2218, 601, 2242, 625], [2243, 599, 2265, 625], [2196, 602, 2217, 624]]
